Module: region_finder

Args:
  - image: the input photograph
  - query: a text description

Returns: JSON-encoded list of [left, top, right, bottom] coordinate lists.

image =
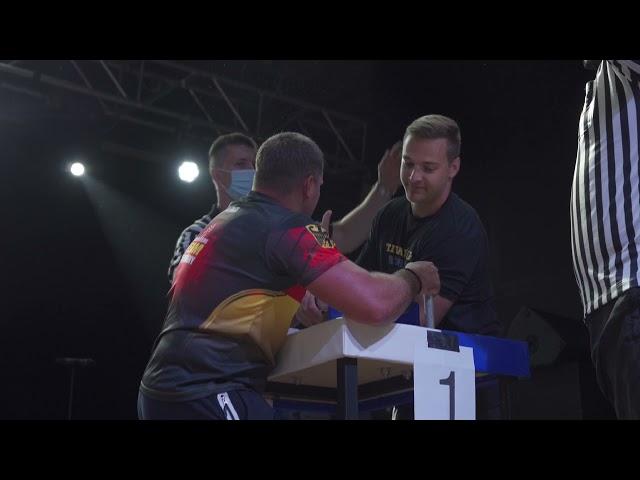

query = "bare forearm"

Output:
[[369, 270, 422, 323], [307, 260, 437, 327], [309, 267, 420, 325], [332, 182, 391, 253]]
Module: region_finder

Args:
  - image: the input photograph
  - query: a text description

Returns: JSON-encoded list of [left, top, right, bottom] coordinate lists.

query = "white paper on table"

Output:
[[413, 339, 475, 420]]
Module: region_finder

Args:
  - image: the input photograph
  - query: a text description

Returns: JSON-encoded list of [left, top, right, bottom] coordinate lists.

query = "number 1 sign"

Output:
[[413, 330, 476, 420]]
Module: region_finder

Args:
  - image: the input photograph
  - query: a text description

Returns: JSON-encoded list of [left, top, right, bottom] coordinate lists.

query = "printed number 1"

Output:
[[439, 371, 455, 420]]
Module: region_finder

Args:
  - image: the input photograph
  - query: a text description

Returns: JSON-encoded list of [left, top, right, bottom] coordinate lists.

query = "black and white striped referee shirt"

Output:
[[167, 204, 220, 284], [570, 60, 640, 317]]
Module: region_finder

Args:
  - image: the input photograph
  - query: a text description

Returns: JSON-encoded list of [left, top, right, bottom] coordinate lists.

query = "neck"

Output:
[[254, 187, 303, 214], [215, 181, 234, 210], [410, 188, 451, 218], [217, 194, 232, 211]]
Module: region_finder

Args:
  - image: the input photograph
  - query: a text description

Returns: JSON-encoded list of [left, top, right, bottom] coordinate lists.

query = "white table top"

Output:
[[268, 318, 432, 388]]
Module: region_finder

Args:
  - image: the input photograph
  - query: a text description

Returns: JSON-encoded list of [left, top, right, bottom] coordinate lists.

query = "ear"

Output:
[[302, 174, 315, 200], [211, 168, 223, 187], [449, 157, 461, 180]]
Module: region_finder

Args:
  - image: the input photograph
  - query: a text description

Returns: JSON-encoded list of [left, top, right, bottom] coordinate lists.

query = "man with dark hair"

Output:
[[168, 133, 257, 283], [138, 132, 440, 420]]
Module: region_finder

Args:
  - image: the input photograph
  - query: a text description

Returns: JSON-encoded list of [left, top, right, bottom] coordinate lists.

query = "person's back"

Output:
[[143, 191, 345, 401]]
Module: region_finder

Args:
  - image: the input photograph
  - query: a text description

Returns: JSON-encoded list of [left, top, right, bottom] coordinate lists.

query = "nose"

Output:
[[409, 168, 424, 184]]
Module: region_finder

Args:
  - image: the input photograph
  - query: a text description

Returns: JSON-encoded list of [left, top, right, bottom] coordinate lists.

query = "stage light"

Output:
[[178, 161, 199, 183], [70, 162, 85, 177]]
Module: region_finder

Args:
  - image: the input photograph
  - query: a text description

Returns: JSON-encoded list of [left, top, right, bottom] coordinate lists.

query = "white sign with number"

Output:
[[413, 339, 476, 420]]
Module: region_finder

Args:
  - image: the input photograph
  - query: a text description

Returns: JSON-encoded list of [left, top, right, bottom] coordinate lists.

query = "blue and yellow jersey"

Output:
[[141, 191, 346, 401]]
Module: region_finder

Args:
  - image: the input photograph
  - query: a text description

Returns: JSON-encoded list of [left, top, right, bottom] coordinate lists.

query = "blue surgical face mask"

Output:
[[218, 169, 255, 200]]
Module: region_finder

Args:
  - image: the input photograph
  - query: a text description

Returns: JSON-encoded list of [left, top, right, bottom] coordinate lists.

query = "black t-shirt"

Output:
[[142, 191, 347, 401], [357, 193, 499, 336]]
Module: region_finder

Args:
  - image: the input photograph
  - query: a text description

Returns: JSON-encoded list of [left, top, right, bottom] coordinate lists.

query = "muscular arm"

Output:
[[306, 260, 438, 326]]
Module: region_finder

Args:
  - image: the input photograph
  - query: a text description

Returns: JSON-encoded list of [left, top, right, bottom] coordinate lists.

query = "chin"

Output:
[[406, 191, 428, 203]]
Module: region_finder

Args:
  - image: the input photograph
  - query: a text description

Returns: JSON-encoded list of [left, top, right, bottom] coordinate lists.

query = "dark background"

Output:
[[0, 60, 595, 419]]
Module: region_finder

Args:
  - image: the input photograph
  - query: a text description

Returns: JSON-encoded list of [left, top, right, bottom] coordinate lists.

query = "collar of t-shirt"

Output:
[[208, 203, 221, 218], [407, 192, 455, 225], [247, 190, 279, 205]]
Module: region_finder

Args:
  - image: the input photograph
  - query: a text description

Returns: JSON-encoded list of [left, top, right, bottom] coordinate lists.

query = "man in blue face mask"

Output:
[[168, 133, 257, 283], [169, 131, 403, 285]]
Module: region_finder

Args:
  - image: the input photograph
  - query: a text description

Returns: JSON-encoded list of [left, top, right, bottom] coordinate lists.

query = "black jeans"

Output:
[[138, 388, 275, 420], [585, 287, 640, 419]]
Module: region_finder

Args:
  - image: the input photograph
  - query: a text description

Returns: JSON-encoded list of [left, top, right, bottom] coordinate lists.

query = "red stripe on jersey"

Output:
[[284, 284, 306, 302]]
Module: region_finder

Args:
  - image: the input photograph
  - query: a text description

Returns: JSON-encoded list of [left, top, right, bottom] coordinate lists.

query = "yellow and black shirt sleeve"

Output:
[[265, 217, 347, 288]]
